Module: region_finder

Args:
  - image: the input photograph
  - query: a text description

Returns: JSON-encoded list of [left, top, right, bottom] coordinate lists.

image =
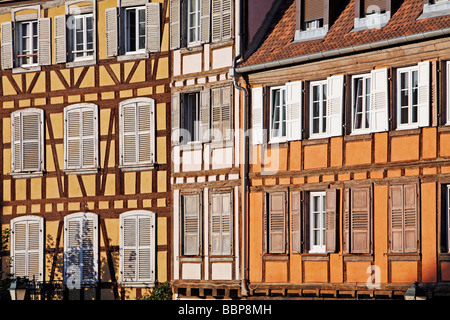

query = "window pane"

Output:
[[401, 107, 409, 124], [139, 9, 146, 49]]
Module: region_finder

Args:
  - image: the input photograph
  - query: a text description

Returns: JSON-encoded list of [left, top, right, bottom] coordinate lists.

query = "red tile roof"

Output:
[[240, 0, 450, 69]]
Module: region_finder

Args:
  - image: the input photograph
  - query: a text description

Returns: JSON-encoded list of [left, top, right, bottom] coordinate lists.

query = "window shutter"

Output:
[[212, 86, 232, 142], [81, 107, 97, 168], [290, 191, 302, 254], [21, 110, 43, 172], [390, 185, 405, 252], [172, 93, 181, 146], [200, 89, 211, 143], [137, 215, 154, 282], [418, 61, 431, 128], [350, 187, 371, 253], [137, 101, 155, 164], [81, 217, 96, 283], [212, 0, 232, 43], [121, 104, 137, 165], [268, 192, 286, 254], [1, 21, 14, 69], [343, 188, 350, 253], [105, 7, 118, 57], [169, 0, 181, 49], [54, 15, 67, 64], [286, 81, 303, 141], [38, 18, 51, 66], [146, 2, 161, 53], [183, 194, 201, 256], [327, 75, 344, 137], [252, 87, 264, 145], [325, 189, 337, 253], [370, 68, 389, 132], [66, 108, 81, 169], [304, 0, 324, 21], [403, 184, 418, 252], [122, 216, 137, 281], [11, 113, 21, 173], [200, 0, 211, 43], [211, 192, 233, 256]]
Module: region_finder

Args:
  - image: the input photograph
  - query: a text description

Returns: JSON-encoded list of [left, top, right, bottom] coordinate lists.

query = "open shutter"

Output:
[[146, 2, 161, 53], [325, 189, 337, 253], [172, 93, 181, 146], [252, 87, 264, 145], [21, 111, 43, 172], [137, 101, 155, 164], [11, 113, 21, 173], [290, 191, 302, 254], [370, 68, 389, 132], [81, 107, 98, 168], [200, 0, 211, 43], [121, 104, 137, 165], [38, 18, 51, 66], [183, 194, 201, 256], [418, 61, 431, 128], [390, 185, 404, 252], [200, 89, 211, 143], [54, 15, 67, 64], [327, 75, 344, 137], [268, 192, 286, 254], [286, 81, 303, 141], [350, 187, 371, 253], [211, 192, 233, 256], [403, 184, 418, 252], [66, 108, 81, 169], [1, 21, 14, 69], [170, 0, 181, 49], [212, 0, 232, 42], [105, 7, 118, 57]]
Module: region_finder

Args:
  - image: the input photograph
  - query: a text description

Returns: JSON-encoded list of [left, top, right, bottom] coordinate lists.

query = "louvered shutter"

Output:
[[286, 81, 303, 141], [105, 7, 118, 57], [81, 107, 97, 168], [268, 192, 286, 254], [211, 192, 232, 256], [170, 0, 181, 49], [1, 21, 14, 69], [290, 191, 302, 254], [11, 113, 21, 173], [403, 184, 418, 252], [304, 0, 324, 21], [390, 185, 405, 252], [38, 18, 51, 66], [325, 189, 337, 253], [200, 89, 211, 143], [137, 101, 155, 164], [200, 0, 210, 43], [350, 187, 371, 253], [146, 2, 161, 53], [212, 86, 232, 142], [172, 93, 181, 146], [418, 61, 431, 128], [66, 108, 81, 169], [122, 104, 137, 165], [327, 75, 344, 137], [343, 188, 350, 253], [370, 68, 389, 132], [183, 194, 201, 256], [54, 15, 67, 64], [21, 110, 43, 173], [212, 0, 232, 43], [122, 216, 137, 281], [252, 87, 264, 145]]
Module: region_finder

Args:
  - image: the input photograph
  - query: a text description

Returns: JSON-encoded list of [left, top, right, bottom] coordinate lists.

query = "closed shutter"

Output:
[[137, 101, 155, 164], [350, 187, 371, 253], [212, 86, 232, 142], [38, 18, 51, 66], [325, 189, 337, 253], [105, 7, 118, 57], [211, 192, 233, 256], [304, 0, 324, 21], [170, 0, 181, 49], [290, 191, 302, 254], [172, 93, 181, 146], [54, 15, 67, 64], [418, 61, 430, 128], [403, 184, 418, 252], [122, 216, 137, 281], [146, 2, 161, 53], [1, 21, 14, 69], [81, 107, 97, 168], [200, 89, 211, 143], [390, 185, 404, 252], [183, 194, 201, 256], [286, 81, 303, 141], [11, 113, 21, 173], [200, 0, 211, 43], [343, 189, 350, 253], [370, 68, 389, 132], [268, 192, 286, 254], [212, 0, 232, 43], [66, 108, 81, 169], [252, 87, 264, 145], [122, 104, 137, 165], [327, 75, 344, 137]]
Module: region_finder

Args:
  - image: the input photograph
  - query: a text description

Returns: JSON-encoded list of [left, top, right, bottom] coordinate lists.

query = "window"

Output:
[[18, 21, 38, 67], [64, 212, 99, 286], [64, 104, 99, 173], [389, 184, 418, 253], [421, 0, 450, 19], [185, 92, 200, 143], [270, 86, 287, 142], [11, 108, 44, 175], [73, 14, 94, 60], [119, 98, 156, 168], [125, 6, 146, 53], [352, 74, 371, 132], [309, 191, 326, 253], [10, 216, 44, 282], [354, 0, 391, 30], [187, 0, 201, 45], [442, 185, 450, 253], [294, 0, 329, 42], [265, 192, 287, 254], [210, 192, 233, 256], [181, 194, 202, 256], [310, 80, 327, 137], [119, 211, 156, 286]]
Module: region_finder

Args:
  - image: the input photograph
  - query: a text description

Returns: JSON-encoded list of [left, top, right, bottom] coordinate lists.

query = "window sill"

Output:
[[12, 65, 41, 74], [64, 168, 99, 175], [209, 139, 235, 149], [293, 26, 328, 43], [117, 52, 149, 62], [352, 12, 390, 31], [66, 58, 97, 68], [301, 253, 329, 261], [385, 253, 421, 261], [11, 171, 44, 179], [119, 163, 156, 172], [419, 2, 450, 20], [342, 253, 373, 261]]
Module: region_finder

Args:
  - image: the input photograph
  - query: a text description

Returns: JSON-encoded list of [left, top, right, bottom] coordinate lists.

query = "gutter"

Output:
[[235, 27, 450, 74]]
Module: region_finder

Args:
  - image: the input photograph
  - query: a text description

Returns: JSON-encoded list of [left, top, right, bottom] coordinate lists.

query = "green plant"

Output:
[[0, 228, 11, 300], [140, 281, 172, 300]]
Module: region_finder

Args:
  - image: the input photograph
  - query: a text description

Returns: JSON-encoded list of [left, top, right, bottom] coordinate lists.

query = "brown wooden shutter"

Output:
[[183, 194, 201, 256], [389, 185, 406, 252], [304, 0, 324, 21], [268, 192, 286, 254], [343, 188, 350, 253], [350, 187, 371, 253], [325, 189, 337, 253], [290, 191, 301, 254], [404, 184, 418, 252], [364, 0, 386, 14]]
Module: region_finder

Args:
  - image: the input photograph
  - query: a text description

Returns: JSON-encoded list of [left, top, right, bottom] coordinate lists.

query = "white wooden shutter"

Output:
[[370, 68, 389, 132], [200, 0, 211, 43], [286, 81, 303, 141], [105, 7, 118, 57], [212, 86, 232, 142], [11, 112, 21, 173], [81, 107, 98, 168], [121, 215, 137, 281], [137, 101, 155, 164], [38, 18, 51, 66], [211, 192, 233, 256], [170, 0, 181, 49], [11, 216, 44, 282], [121, 104, 138, 165], [221, 0, 232, 41], [183, 194, 201, 256], [1, 21, 14, 69], [212, 0, 232, 43], [200, 89, 211, 143], [18, 110, 44, 173], [172, 93, 181, 146], [146, 2, 161, 53], [54, 15, 67, 64], [65, 108, 81, 169], [327, 75, 344, 137], [252, 87, 264, 145], [418, 61, 431, 128]]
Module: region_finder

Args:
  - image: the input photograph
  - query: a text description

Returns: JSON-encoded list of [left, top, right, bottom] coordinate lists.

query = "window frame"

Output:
[[309, 191, 326, 254], [309, 80, 328, 139], [17, 20, 39, 68], [124, 5, 146, 55], [269, 85, 287, 143], [396, 65, 420, 130], [187, 0, 202, 46], [71, 13, 95, 61], [351, 73, 372, 134]]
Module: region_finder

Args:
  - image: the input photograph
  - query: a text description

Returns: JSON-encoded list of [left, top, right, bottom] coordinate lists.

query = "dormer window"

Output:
[[420, 0, 450, 19], [354, 0, 391, 30], [294, 0, 329, 42]]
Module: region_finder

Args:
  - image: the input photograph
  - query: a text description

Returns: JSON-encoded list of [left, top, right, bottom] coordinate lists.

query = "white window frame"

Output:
[[18, 20, 39, 68], [309, 80, 328, 139], [119, 210, 156, 287], [309, 191, 326, 254], [269, 86, 287, 143], [397, 65, 419, 130], [183, 92, 201, 144], [187, 0, 201, 46], [124, 6, 146, 54], [352, 73, 372, 134], [72, 13, 94, 61]]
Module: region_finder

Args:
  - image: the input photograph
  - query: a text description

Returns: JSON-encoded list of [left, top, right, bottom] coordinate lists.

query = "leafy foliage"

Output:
[[140, 281, 172, 300]]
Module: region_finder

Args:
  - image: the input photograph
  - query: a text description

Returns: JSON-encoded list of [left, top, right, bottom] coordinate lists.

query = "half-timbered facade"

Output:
[[0, 0, 171, 300]]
